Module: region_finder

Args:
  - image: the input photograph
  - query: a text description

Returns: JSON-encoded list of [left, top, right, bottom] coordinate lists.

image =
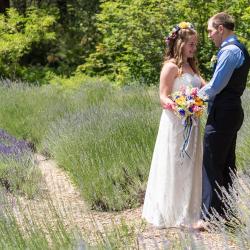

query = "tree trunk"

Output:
[[11, 0, 26, 14], [57, 0, 68, 25], [0, 0, 10, 13]]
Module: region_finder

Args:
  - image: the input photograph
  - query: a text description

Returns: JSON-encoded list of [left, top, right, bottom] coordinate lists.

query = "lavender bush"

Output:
[[0, 78, 249, 211], [0, 188, 85, 249], [0, 129, 41, 198], [236, 88, 250, 170], [0, 129, 32, 155], [0, 78, 249, 248], [42, 95, 158, 211], [200, 171, 250, 249]]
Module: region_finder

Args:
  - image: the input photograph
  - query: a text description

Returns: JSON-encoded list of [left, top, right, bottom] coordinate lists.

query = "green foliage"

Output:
[[240, 5, 250, 49], [0, 1, 249, 85], [236, 88, 250, 169], [18, 66, 58, 85], [31, 0, 101, 78], [41, 83, 159, 211], [0, 7, 56, 80], [0, 83, 69, 145], [0, 154, 41, 198], [49, 72, 111, 89], [81, 0, 250, 84], [81, 0, 172, 85], [95, 219, 139, 249], [57, 0, 100, 66], [0, 192, 83, 249], [0, 78, 159, 210], [0, 78, 250, 211], [1, 1, 101, 83]]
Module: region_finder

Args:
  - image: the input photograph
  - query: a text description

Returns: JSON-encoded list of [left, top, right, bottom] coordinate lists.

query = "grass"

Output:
[[42, 104, 158, 211], [0, 188, 84, 249], [0, 154, 41, 198], [0, 78, 250, 211], [0, 77, 250, 248], [0, 174, 250, 249], [201, 171, 250, 249], [0, 79, 160, 211]]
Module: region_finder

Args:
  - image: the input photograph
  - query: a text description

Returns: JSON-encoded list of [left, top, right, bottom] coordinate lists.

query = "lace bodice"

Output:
[[172, 73, 202, 92]]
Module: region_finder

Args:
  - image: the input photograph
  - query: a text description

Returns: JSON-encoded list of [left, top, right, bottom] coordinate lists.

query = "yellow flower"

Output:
[[178, 22, 191, 29], [175, 96, 186, 106]]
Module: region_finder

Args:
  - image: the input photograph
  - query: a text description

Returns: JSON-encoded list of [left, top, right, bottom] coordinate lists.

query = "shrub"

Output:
[[42, 84, 159, 211], [0, 78, 249, 211], [0, 7, 56, 81]]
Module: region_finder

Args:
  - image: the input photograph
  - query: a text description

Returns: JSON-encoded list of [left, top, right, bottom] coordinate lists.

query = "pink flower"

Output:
[[193, 105, 201, 112], [190, 87, 198, 96]]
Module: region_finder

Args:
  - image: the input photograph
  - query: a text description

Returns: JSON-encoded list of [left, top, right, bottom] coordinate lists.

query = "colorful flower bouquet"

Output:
[[164, 85, 205, 121], [164, 85, 206, 158]]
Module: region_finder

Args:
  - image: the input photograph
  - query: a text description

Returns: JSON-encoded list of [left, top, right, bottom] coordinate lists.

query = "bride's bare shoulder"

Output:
[[161, 60, 178, 76]]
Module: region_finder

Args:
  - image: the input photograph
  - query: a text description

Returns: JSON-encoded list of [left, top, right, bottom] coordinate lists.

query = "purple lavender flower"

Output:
[[0, 130, 32, 157], [0, 129, 18, 145]]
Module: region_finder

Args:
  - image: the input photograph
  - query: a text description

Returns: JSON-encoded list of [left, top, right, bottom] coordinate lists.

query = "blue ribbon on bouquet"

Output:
[[180, 116, 193, 159]]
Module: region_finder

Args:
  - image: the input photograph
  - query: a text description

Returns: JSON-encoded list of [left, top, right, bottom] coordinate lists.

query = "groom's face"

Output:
[[207, 20, 222, 47]]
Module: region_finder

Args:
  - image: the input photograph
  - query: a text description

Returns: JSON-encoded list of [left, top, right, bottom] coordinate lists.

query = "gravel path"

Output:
[[11, 154, 239, 249]]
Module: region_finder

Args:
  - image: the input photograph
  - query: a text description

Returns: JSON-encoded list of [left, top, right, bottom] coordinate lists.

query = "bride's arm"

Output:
[[159, 62, 178, 109], [199, 75, 206, 87]]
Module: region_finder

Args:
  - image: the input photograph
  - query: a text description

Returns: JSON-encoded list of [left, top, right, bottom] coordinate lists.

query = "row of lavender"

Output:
[[1, 79, 250, 209], [0, 129, 33, 156], [0, 125, 39, 197], [0, 79, 249, 248]]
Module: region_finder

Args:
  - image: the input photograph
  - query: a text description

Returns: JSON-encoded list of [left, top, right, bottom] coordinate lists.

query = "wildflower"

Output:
[[178, 22, 192, 29], [210, 55, 218, 68]]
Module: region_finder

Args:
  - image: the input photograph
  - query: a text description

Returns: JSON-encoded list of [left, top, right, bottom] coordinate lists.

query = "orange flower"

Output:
[[194, 110, 203, 117], [194, 97, 204, 106]]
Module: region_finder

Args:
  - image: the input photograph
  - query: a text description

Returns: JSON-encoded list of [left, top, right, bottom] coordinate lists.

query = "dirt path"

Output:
[[12, 154, 239, 249]]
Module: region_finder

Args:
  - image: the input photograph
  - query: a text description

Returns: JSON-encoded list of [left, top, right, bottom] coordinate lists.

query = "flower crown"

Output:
[[165, 22, 195, 46]]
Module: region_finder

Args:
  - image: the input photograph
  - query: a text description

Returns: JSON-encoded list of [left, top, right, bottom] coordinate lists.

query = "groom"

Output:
[[198, 12, 250, 223]]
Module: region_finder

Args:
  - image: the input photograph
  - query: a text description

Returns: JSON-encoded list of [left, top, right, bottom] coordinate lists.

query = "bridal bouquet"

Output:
[[165, 85, 205, 120], [164, 85, 206, 158]]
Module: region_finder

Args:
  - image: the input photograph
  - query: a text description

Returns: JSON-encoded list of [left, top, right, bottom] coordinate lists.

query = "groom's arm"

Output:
[[198, 45, 244, 101]]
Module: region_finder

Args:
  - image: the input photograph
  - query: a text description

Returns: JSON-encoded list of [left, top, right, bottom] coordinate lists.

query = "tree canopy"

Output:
[[0, 0, 249, 85]]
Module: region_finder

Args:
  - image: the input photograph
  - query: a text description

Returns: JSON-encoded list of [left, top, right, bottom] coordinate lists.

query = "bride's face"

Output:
[[182, 35, 197, 59]]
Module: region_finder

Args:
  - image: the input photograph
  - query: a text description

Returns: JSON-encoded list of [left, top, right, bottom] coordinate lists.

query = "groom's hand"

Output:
[[198, 86, 209, 102]]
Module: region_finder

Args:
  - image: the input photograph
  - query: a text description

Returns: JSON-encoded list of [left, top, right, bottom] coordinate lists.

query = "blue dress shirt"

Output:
[[199, 35, 245, 102]]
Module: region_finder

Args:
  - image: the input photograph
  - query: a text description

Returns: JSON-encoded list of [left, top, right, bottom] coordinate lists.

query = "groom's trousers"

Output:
[[202, 104, 244, 216]]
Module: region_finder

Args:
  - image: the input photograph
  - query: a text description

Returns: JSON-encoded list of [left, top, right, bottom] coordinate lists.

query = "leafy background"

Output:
[[0, 0, 249, 85], [0, 1, 250, 249]]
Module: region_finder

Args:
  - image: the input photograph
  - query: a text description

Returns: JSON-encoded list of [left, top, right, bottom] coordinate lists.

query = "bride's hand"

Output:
[[161, 98, 176, 110]]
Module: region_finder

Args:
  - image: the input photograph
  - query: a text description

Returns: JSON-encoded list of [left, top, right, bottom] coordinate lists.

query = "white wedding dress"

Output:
[[142, 73, 203, 228]]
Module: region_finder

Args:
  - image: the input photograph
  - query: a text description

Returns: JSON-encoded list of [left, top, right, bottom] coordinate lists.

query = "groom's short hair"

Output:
[[210, 12, 235, 31]]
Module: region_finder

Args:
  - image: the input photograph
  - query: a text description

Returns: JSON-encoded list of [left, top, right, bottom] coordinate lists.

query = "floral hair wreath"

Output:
[[165, 22, 195, 46]]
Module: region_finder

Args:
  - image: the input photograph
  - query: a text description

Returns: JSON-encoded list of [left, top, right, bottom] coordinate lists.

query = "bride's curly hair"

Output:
[[164, 23, 199, 75]]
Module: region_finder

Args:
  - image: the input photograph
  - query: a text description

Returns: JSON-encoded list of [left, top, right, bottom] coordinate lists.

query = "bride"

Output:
[[142, 22, 206, 228]]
